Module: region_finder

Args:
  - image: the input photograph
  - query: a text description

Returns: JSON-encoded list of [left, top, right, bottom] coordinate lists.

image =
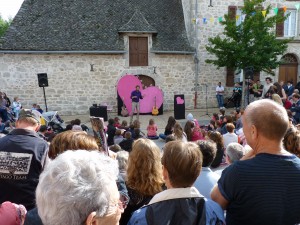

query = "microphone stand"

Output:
[[199, 84, 212, 118]]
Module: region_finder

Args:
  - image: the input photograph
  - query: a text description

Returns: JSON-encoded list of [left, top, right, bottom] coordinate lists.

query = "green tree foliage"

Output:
[[205, 0, 290, 74], [0, 15, 12, 38]]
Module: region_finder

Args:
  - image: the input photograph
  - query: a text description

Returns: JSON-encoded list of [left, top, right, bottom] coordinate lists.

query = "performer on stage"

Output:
[[130, 85, 144, 124]]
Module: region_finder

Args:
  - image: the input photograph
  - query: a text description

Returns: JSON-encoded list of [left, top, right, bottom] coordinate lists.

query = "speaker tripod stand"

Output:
[[198, 84, 212, 119]]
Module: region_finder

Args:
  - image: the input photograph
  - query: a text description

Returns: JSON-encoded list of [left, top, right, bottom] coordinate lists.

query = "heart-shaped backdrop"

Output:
[[117, 75, 163, 114]]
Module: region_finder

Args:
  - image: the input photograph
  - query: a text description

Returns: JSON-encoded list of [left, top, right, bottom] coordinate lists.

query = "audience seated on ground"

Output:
[[194, 140, 220, 199], [72, 118, 83, 131], [117, 150, 129, 181], [207, 131, 224, 168], [223, 123, 239, 148], [36, 150, 121, 225], [159, 116, 176, 140], [147, 118, 159, 139], [120, 139, 164, 225], [184, 120, 205, 142], [114, 129, 124, 145], [128, 141, 225, 225], [211, 99, 300, 225], [107, 118, 116, 146], [170, 122, 187, 142], [119, 131, 134, 152], [225, 143, 244, 164]]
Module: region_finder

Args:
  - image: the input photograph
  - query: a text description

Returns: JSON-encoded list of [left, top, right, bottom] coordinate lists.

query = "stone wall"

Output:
[[0, 53, 196, 115]]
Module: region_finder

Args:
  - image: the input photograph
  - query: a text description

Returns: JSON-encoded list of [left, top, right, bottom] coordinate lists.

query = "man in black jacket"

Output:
[[0, 109, 49, 210]]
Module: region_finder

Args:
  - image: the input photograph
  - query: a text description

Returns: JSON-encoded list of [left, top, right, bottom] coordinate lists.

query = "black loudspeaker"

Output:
[[90, 106, 108, 121], [244, 67, 254, 80], [174, 94, 185, 120], [37, 73, 49, 87]]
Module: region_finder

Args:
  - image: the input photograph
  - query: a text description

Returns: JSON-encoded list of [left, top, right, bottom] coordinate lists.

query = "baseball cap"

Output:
[[18, 109, 41, 123]]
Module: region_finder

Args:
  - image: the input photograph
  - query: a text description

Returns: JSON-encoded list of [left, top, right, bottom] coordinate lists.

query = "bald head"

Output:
[[244, 99, 288, 140]]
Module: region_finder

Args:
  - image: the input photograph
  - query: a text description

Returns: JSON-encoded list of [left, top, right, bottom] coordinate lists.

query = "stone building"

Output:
[[0, 0, 299, 115]]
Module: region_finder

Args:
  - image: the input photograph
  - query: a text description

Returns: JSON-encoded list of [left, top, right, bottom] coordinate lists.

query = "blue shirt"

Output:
[[131, 90, 143, 103], [218, 153, 300, 225]]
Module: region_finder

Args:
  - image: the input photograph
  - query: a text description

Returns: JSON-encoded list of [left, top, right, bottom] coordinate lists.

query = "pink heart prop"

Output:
[[117, 75, 163, 113], [176, 97, 184, 104]]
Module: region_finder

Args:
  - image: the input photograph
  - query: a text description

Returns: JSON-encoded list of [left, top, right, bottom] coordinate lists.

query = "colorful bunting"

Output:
[[210, 17, 214, 23], [262, 10, 266, 17], [296, 3, 300, 11], [241, 14, 246, 22], [273, 8, 278, 15], [218, 17, 223, 22], [236, 15, 240, 20], [196, 18, 200, 24], [283, 6, 287, 12], [203, 18, 207, 24], [192, 18, 196, 24]]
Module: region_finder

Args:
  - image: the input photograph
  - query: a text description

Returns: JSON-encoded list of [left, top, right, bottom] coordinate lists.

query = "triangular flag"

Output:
[[218, 17, 223, 22], [262, 10, 266, 17], [296, 3, 300, 11], [196, 18, 200, 24], [236, 15, 240, 20], [251, 12, 256, 16], [192, 18, 196, 24], [242, 14, 246, 21], [203, 18, 207, 24], [283, 6, 287, 12], [210, 17, 214, 23], [273, 8, 278, 15]]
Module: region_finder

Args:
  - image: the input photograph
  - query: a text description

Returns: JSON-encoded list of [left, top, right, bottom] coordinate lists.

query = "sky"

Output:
[[0, 0, 24, 20]]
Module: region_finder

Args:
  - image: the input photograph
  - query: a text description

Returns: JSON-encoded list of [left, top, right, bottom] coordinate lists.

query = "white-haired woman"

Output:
[[36, 150, 122, 225]]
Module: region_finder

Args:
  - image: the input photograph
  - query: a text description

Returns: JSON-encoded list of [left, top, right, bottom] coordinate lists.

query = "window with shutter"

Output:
[[129, 37, 148, 67], [228, 6, 237, 21], [276, 8, 285, 37], [226, 67, 235, 87], [284, 9, 297, 37]]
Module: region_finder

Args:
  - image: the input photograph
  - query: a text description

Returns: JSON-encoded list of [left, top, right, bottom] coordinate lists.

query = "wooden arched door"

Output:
[[279, 54, 298, 85]]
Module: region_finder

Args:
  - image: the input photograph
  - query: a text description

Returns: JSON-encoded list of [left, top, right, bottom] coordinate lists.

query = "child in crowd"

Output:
[[107, 118, 116, 146], [212, 113, 219, 122], [184, 120, 205, 142], [114, 117, 121, 128], [12, 97, 22, 119], [120, 120, 129, 130], [114, 129, 124, 145], [171, 122, 187, 142], [119, 131, 134, 152], [147, 119, 159, 140], [159, 116, 176, 140], [207, 120, 216, 131], [72, 119, 83, 131], [36, 105, 43, 114]]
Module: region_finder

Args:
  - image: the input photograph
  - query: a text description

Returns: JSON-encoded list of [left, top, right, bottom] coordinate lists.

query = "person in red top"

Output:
[[147, 119, 159, 140]]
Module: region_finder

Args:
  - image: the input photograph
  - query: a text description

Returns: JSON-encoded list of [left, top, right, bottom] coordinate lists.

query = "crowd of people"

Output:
[[0, 86, 300, 224]]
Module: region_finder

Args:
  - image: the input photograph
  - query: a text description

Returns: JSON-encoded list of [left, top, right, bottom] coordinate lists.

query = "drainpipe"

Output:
[[194, 0, 199, 109]]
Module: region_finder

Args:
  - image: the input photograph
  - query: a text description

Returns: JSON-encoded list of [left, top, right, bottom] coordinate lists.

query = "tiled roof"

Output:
[[0, 0, 194, 53], [118, 10, 157, 33]]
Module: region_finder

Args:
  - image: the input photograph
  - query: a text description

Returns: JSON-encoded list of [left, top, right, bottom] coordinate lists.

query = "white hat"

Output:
[[187, 113, 194, 121]]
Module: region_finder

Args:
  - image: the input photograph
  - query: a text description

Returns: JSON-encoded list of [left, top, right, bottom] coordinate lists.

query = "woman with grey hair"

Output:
[[36, 150, 122, 225], [226, 142, 244, 164], [117, 150, 129, 181]]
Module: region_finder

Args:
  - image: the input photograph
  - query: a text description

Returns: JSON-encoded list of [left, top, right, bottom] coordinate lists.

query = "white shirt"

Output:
[[223, 132, 239, 148], [216, 86, 224, 95]]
